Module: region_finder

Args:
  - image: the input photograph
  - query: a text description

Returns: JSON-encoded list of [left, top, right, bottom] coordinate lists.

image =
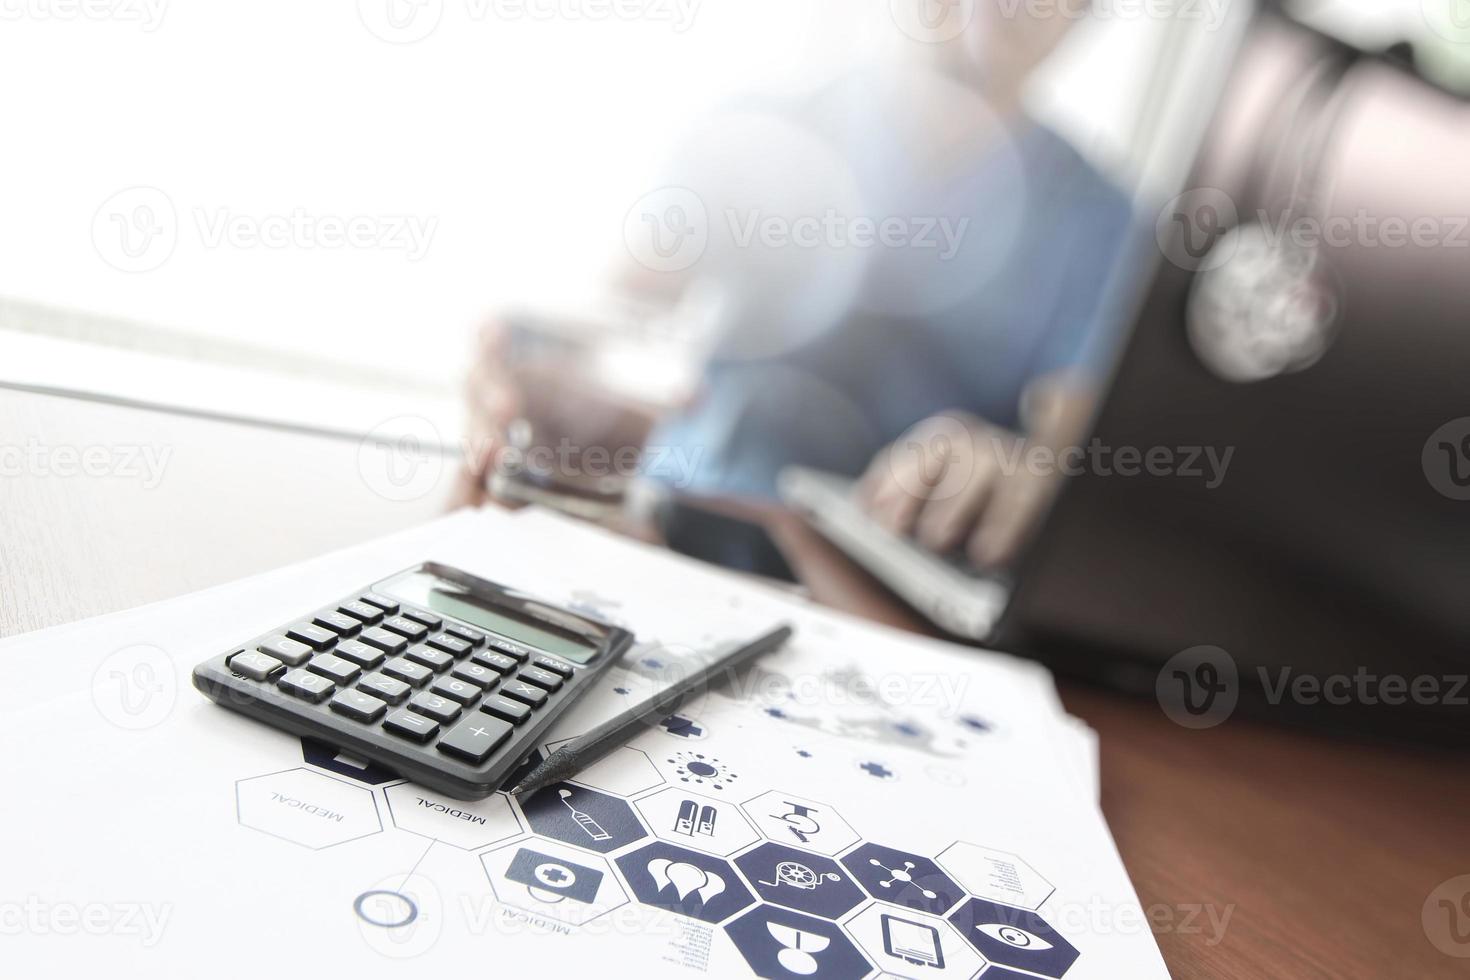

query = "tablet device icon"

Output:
[[881, 913, 945, 969]]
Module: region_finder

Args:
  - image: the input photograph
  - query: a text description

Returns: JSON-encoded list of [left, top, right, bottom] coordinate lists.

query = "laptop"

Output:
[[782, 11, 1470, 742]]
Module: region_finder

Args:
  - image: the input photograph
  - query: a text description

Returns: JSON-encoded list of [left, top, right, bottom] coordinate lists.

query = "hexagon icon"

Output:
[[843, 903, 985, 978], [742, 790, 859, 856], [936, 842, 1054, 911], [947, 898, 1079, 978], [483, 838, 628, 927], [736, 843, 866, 920], [843, 842, 966, 916], [636, 788, 758, 856], [543, 740, 663, 798], [384, 784, 522, 850], [725, 904, 873, 979], [616, 841, 755, 924], [236, 767, 382, 850], [519, 781, 648, 854]]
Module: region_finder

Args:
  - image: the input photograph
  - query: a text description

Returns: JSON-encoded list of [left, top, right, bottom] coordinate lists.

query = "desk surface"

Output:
[[763, 507, 1470, 980], [7, 388, 1467, 979]]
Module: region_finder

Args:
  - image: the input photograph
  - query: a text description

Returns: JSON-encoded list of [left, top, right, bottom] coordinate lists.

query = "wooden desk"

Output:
[[764, 507, 1470, 980], [6, 389, 1465, 978]]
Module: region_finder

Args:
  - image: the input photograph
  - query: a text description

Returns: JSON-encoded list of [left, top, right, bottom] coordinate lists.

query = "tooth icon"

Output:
[[648, 858, 726, 905]]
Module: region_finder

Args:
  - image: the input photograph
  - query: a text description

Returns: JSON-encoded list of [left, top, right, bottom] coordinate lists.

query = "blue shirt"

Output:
[[650, 76, 1134, 499]]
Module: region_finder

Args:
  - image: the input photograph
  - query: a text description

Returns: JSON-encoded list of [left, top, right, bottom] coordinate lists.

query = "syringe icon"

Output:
[[559, 788, 611, 841]]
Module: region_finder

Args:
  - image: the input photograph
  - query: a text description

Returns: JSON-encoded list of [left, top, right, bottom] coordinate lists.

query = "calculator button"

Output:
[[426, 633, 472, 658], [501, 680, 549, 707], [338, 600, 384, 625], [358, 672, 411, 705], [437, 716, 512, 764], [334, 639, 387, 669], [402, 608, 443, 630], [429, 676, 483, 706], [312, 610, 362, 637], [408, 692, 462, 724], [479, 695, 532, 725], [278, 668, 335, 703], [444, 624, 486, 648], [358, 627, 408, 656], [471, 650, 519, 674], [307, 653, 361, 686], [518, 667, 564, 692], [450, 661, 498, 687], [331, 689, 387, 723], [405, 645, 454, 672], [360, 592, 400, 614], [532, 655, 575, 678], [384, 709, 440, 743], [382, 616, 429, 642], [229, 650, 284, 681], [259, 636, 313, 667], [487, 637, 532, 661], [382, 657, 433, 688], [286, 623, 338, 651]]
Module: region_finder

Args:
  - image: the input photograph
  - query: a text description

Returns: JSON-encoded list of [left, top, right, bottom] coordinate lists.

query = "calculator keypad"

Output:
[[279, 668, 335, 703], [202, 591, 592, 796], [260, 636, 312, 666]]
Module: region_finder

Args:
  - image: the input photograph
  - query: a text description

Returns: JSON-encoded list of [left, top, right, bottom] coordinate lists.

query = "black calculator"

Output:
[[192, 562, 633, 800]]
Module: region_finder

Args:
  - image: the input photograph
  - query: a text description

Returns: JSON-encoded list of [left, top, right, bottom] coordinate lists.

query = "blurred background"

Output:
[[0, 0, 1241, 436]]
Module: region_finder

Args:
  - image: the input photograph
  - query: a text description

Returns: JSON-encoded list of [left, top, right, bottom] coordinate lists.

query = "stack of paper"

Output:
[[0, 505, 1164, 979]]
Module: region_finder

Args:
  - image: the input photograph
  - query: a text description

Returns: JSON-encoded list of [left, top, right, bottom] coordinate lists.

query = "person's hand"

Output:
[[857, 375, 1095, 568], [449, 317, 660, 510]]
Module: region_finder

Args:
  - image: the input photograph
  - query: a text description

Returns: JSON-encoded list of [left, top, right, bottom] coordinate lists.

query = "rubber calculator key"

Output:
[[384, 709, 439, 743], [307, 653, 361, 686], [259, 635, 312, 666], [382, 616, 429, 641], [405, 645, 454, 672], [279, 668, 335, 703], [402, 608, 443, 630], [480, 695, 532, 725], [338, 600, 384, 625], [359, 592, 400, 614], [430, 676, 483, 705], [312, 610, 362, 637], [487, 637, 532, 662], [383, 657, 433, 688], [229, 650, 284, 681], [358, 672, 411, 705], [335, 639, 386, 669], [359, 627, 408, 655], [426, 633, 471, 657], [409, 691, 462, 724], [331, 689, 387, 723], [518, 666, 564, 692], [451, 662, 499, 688], [286, 623, 337, 651], [500, 679, 549, 707], [532, 655, 575, 678], [471, 650, 519, 674], [437, 716, 512, 764], [444, 624, 486, 647]]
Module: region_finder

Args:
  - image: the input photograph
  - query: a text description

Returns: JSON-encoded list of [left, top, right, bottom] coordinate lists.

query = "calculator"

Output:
[[192, 563, 633, 800]]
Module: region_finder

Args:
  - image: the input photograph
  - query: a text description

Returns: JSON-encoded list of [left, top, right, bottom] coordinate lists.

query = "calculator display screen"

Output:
[[380, 571, 599, 663]]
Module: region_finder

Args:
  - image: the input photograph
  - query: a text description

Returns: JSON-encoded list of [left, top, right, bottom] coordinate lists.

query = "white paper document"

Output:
[[0, 506, 1165, 979]]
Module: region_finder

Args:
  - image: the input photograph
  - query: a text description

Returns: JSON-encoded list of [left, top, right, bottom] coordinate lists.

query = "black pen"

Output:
[[507, 623, 794, 797]]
